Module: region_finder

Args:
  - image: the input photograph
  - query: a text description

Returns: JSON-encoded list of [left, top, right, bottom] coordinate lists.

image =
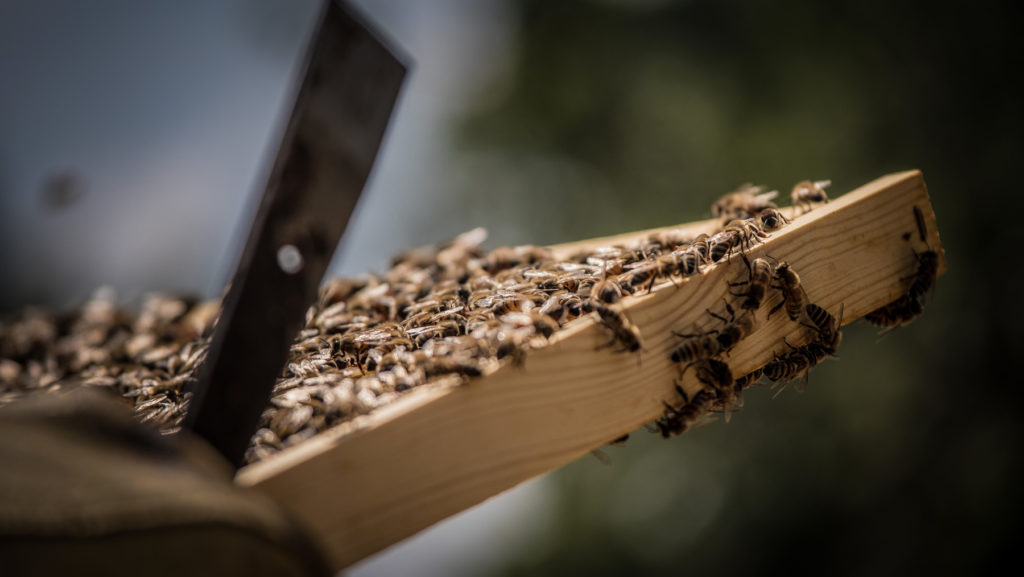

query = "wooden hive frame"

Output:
[[236, 170, 946, 570]]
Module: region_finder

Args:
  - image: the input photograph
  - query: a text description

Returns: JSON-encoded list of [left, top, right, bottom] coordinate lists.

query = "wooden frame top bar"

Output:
[[237, 170, 945, 570]]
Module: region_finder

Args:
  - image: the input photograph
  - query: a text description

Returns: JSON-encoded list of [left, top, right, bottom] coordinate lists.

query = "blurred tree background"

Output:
[[436, 0, 1021, 575]]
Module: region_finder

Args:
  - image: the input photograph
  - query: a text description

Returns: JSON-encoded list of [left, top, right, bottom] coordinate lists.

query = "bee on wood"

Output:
[[709, 219, 768, 262], [500, 312, 560, 339], [791, 179, 832, 215], [711, 304, 757, 353], [865, 206, 939, 331], [420, 357, 486, 379], [538, 292, 584, 322], [733, 367, 764, 391], [863, 295, 924, 331], [758, 207, 790, 232], [729, 255, 776, 311], [769, 261, 808, 321], [762, 343, 816, 393], [657, 358, 733, 437], [584, 301, 643, 353], [647, 229, 695, 252], [712, 183, 779, 221], [695, 357, 737, 405], [587, 262, 626, 304], [655, 385, 717, 438], [669, 329, 721, 364], [803, 303, 843, 351], [907, 249, 939, 303], [684, 233, 712, 265], [620, 256, 676, 294]]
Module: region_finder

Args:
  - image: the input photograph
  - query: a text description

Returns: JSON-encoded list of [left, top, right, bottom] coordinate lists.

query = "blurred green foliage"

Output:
[[446, 0, 1021, 574]]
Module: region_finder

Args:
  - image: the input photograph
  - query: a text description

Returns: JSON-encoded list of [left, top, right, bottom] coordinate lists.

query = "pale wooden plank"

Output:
[[236, 169, 945, 570]]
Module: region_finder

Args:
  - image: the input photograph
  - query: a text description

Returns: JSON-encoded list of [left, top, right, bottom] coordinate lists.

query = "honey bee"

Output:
[[712, 184, 779, 221], [669, 330, 721, 364], [648, 229, 695, 252], [584, 301, 643, 353], [863, 295, 923, 330], [907, 249, 939, 303], [538, 292, 584, 322], [709, 219, 768, 262], [864, 206, 938, 331], [587, 263, 626, 304], [657, 358, 733, 436], [687, 233, 712, 263], [421, 357, 486, 378], [802, 303, 843, 351], [791, 179, 831, 215], [711, 304, 757, 352], [769, 261, 808, 321], [729, 256, 776, 311], [695, 357, 735, 399], [762, 343, 816, 393], [758, 207, 790, 232], [500, 311, 560, 339], [483, 246, 524, 273], [621, 256, 676, 294], [733, 367, 764, 391], [655, 386, 717, 438]]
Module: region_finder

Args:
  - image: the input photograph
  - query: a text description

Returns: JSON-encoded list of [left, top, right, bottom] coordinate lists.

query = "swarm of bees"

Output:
[[0, 177, 937, 462]]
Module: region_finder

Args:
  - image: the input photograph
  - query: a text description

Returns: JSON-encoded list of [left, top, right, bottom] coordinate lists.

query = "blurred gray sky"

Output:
[[0, 1, 546, 575], [0, 0, 518, 309]]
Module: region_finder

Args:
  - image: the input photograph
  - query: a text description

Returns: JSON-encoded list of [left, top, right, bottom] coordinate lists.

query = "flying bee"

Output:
[[769, 261, 808, 321], [791, 179, 832, 215], [584, 301, 643, 353], [758, 207, 790, 232], [729, 255, 776, 311]]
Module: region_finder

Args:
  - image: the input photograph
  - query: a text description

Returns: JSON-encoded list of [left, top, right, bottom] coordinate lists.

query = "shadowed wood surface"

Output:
[[236, 170, 945, 570]]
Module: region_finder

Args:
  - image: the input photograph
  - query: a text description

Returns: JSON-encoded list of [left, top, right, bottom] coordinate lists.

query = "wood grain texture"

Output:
[[236, 170, 945, 570]]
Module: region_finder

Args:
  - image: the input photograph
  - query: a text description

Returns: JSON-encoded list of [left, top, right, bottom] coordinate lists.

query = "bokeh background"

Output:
[[1, 0, 1020, 575]]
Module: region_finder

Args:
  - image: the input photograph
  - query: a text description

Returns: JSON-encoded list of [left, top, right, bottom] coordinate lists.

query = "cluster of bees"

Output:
[[248, 180, 844, 460], [864, 206, 939, 330], [0, 177, 936, 464], [651, 181, 847, 437], [0, 289, 218, 428]]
